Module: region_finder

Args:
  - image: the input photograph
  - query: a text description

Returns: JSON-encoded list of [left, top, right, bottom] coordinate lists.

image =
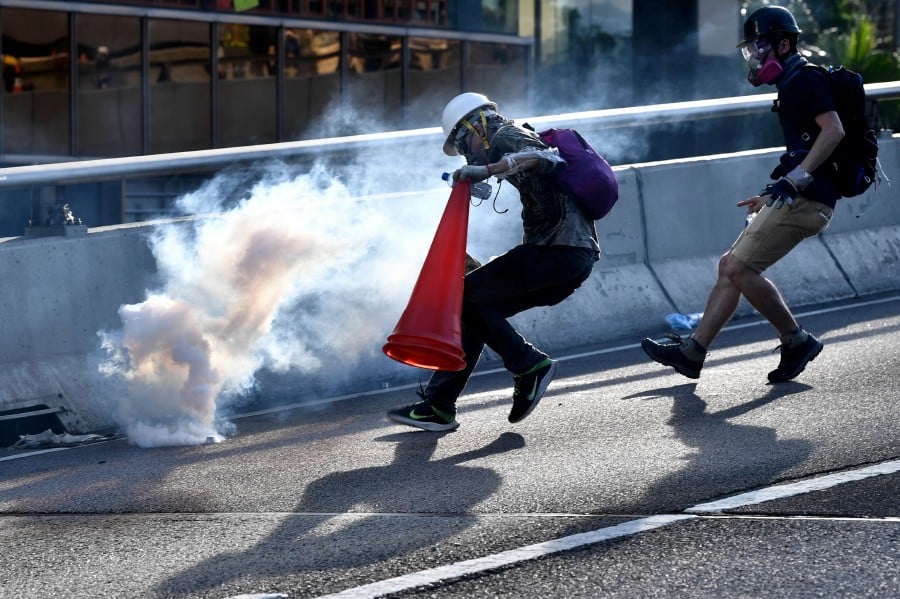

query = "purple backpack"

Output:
[[538, 128, 619, 220]]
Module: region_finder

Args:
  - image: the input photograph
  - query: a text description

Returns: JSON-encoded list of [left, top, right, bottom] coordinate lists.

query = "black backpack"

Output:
[[784, 64, 879, 198], [823, 65, 879, 197]]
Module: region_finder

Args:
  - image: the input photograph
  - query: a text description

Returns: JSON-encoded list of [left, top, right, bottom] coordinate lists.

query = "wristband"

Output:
[[786, 165, 814, 190], [485, 163, 492, 177]]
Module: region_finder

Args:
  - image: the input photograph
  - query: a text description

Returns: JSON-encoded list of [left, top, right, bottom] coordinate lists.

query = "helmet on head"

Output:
[[738, 5, 801, 46], [441, 92, 498, 156]]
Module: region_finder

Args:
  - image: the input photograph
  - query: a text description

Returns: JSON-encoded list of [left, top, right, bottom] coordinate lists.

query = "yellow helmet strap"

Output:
[[461, 111, 491, 151]]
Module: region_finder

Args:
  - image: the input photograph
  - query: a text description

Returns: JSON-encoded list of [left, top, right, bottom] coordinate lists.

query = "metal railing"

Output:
[[2, 81, 899, 189], [2, 81, 899, 236]]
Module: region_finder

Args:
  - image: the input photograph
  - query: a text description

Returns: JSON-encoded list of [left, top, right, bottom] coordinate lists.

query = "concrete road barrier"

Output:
[[1, 137, 897, 437]]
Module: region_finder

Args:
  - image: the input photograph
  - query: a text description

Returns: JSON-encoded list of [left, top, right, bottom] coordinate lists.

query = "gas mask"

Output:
[[741, 38, 783, 86]]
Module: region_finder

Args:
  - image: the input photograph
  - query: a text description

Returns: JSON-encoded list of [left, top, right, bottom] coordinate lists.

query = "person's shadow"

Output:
[[155, 431, 525, 596], [625, 382, 815, 512]]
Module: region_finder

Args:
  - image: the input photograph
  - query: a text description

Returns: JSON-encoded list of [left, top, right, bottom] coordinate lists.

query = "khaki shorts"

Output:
[[730, 195, 833, 273]]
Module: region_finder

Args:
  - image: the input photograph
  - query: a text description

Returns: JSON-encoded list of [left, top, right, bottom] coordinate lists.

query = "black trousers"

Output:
[[426, 244, 596, 411]]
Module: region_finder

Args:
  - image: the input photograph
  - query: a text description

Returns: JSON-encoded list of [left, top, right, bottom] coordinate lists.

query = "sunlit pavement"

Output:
[[1, 295, 898, 599]]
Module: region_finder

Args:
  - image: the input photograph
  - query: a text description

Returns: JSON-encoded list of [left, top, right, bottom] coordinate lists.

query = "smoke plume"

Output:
[[97, 160, 473, 448]]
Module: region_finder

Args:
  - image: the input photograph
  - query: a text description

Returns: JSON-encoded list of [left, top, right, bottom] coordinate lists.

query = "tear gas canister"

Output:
[[442, 172, 492, 201]]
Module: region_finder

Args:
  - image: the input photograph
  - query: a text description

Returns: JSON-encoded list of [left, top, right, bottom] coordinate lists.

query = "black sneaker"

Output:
[[387, 401, 459, 432], [509, 358, 558, 423], [768, 333, 823, 382], [641, 333, 704, 379]]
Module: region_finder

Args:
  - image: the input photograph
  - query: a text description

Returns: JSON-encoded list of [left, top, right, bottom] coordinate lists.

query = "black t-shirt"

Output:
[[775, 62, 840, 206]]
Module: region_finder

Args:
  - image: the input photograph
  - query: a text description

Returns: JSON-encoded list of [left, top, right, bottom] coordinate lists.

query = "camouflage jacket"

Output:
[[487, 123, 600, 253]]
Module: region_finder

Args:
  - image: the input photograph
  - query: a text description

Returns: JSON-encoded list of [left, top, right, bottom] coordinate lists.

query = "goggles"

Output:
[[740, 38, 771, 63], [452, 125, 471, 155], [452, 111, 493, 156]]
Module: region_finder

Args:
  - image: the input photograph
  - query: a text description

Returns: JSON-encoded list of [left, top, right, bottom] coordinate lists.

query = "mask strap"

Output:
[[461, 112, 491, 151]]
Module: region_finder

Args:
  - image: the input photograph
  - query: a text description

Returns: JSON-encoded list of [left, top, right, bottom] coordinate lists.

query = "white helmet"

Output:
[[441, 92, 498, 156]]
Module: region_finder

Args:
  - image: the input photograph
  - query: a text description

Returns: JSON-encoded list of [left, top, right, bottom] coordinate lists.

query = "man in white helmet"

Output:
[[387, 92, 600, 431]]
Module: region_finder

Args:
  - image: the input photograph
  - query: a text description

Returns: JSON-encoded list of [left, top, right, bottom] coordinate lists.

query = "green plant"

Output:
[[742, 1, 900, 129], [827, 14, 900, 130]]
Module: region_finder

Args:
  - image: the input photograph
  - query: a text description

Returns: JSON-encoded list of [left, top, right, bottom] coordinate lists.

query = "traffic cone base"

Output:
[[383, 333, 466, 371], [382, 182, 471, 371]]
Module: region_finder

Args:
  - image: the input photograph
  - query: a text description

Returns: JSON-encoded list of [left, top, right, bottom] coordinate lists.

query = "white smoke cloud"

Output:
[[97, 161, 469, 448]]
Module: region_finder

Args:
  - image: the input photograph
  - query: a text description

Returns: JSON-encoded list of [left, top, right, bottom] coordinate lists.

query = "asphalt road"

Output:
[[1, 293, 898, 599]]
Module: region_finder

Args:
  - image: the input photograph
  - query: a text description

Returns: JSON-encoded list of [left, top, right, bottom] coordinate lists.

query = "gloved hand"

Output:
[[764, 176, 799, 209], [454, 164, 489, 183]]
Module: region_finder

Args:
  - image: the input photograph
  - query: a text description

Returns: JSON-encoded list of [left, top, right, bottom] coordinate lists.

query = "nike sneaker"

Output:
[[387, 401, 459, 432], [509, 358, 558, 423]]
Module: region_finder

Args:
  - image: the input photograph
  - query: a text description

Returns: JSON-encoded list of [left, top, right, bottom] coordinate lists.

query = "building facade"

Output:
[[0, 0, 537, 161], [0, 1, 896, 233]]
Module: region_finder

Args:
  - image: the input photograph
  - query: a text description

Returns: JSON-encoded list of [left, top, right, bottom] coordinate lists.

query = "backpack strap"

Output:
[[780, 62, 828, 93], [776, 64, 835, 146]]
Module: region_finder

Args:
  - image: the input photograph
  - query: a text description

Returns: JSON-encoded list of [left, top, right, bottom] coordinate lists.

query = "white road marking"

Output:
[[231, 293, 900, 419], [3, 290, 897, 451], [0, 437, 119, 461], [687, 459, 900, 513], [314, 457, 900, 598], [6, 297, 899, 598], [314, 514, 697, 599], [0, 447, 68, 461]]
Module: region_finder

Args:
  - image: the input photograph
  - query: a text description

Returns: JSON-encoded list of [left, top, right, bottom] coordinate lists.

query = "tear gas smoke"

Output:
[[97, 160, 498, 448], [95, 96, 628, 449]]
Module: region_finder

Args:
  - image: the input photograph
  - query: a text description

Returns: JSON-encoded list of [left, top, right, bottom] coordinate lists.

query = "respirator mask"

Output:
[[741, 38, 783, 86]]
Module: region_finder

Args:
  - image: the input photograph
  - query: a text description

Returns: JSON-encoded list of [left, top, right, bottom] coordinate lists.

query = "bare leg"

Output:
[[730, 263, 799, 336], [693, 253, 798, 350], [691, 255, 742, 349]]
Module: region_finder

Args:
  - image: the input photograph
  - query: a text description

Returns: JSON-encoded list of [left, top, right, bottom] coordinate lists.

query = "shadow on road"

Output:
[[155, 431, 526, 596], [626, 382, 815, 512]]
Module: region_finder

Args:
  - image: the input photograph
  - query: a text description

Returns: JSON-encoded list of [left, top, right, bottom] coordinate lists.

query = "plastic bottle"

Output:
[[745, 211, 756, 228], [442, 172, 492, 201]]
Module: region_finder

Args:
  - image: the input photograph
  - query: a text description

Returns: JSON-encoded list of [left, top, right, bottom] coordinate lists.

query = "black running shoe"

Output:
[[641, 333, 704, 379], [387, 401, 459, 432], [768, 333, 823, 382], [509, 358, 558, 423]]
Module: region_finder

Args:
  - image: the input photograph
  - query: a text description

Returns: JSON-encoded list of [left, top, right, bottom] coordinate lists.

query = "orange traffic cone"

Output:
[[383, 181, 471, 371]]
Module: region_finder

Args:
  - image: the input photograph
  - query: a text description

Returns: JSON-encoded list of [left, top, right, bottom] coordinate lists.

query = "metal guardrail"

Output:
[[1, 81, 899, 189]]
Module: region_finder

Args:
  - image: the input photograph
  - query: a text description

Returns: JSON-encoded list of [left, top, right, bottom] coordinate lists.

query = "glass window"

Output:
[[543, 0, 631, 64], [346, 33, 403, 133], [218, 23, 277, 147], [409, 1, 449, 26], [76, 13, 141, 156], [450, 0, 517, 34], [407, 37, 460, 130], [284, 28, 341, 140], [1, 8, 70, 156], [483, 0, 517, 33], [148, 19, 211, 153], [466, 42, 528, 113]]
